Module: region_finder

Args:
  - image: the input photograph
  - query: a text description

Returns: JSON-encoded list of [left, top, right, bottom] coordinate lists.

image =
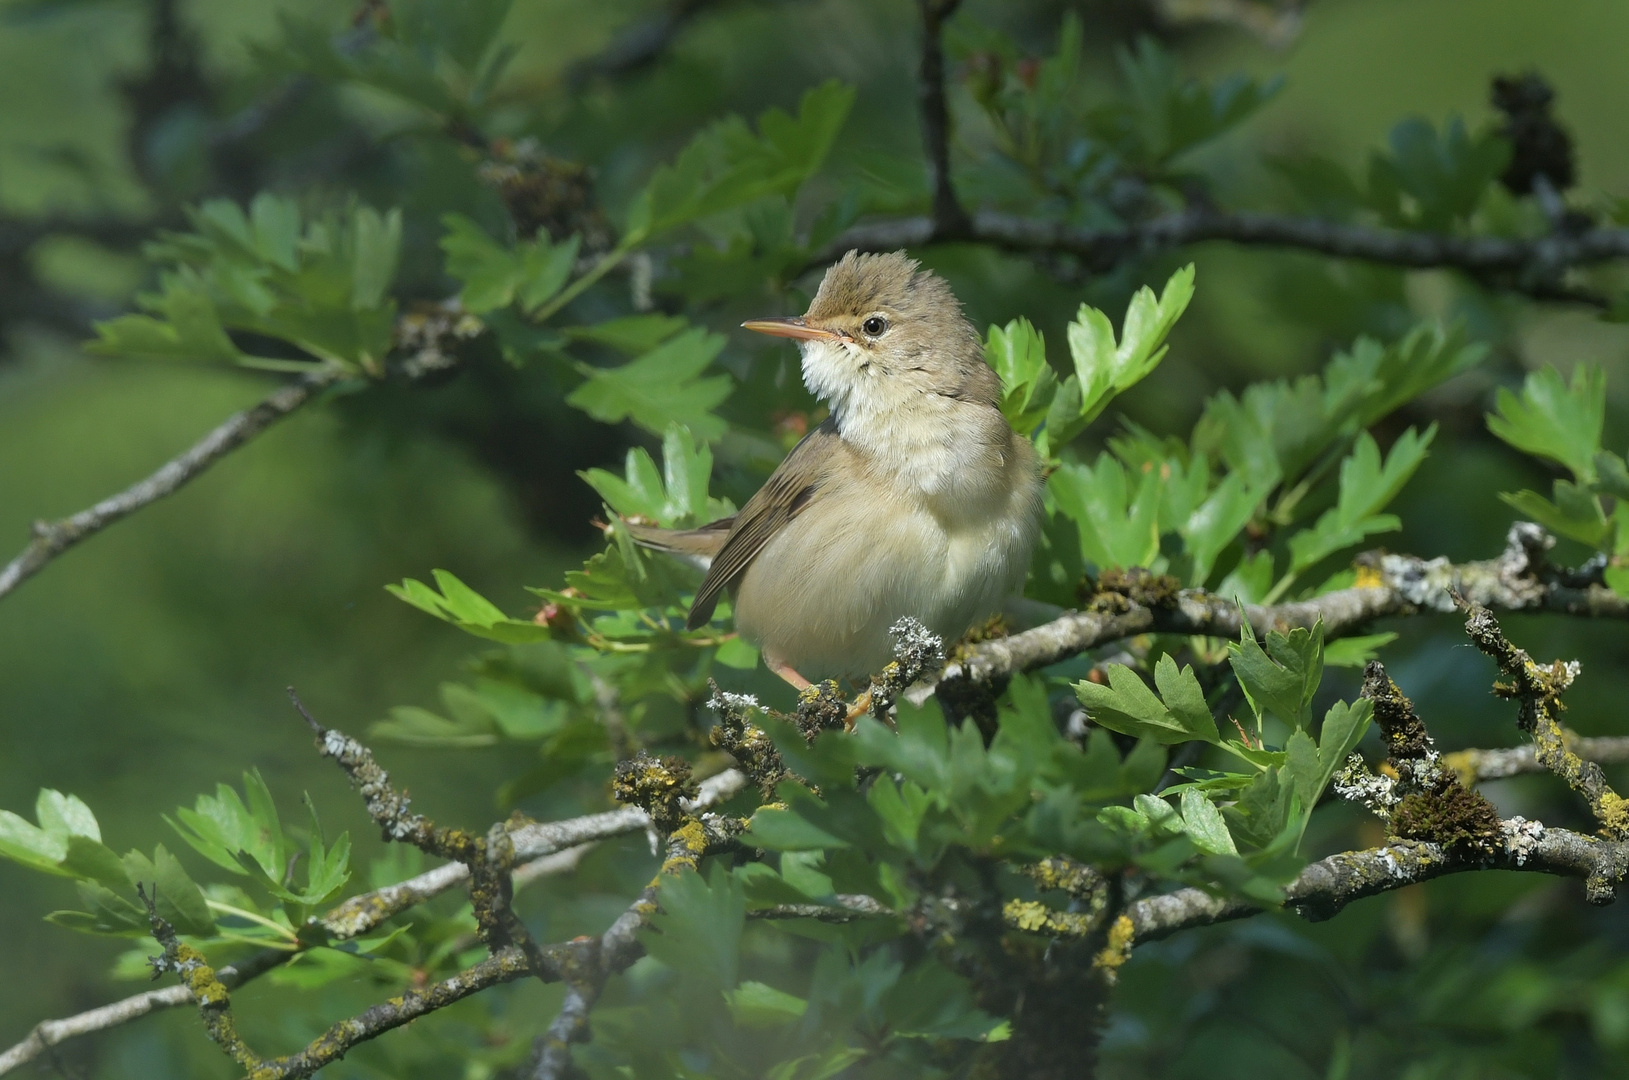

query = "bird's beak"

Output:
[[741, 317, 846, 342]]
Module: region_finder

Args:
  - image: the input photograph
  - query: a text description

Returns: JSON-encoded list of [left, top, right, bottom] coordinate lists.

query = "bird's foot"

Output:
[[843, 689, 874, 731], [766, 656, 812, 691]]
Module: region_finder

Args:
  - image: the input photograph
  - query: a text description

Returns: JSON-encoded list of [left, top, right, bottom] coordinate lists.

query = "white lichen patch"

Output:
[[889, 617, 945, 667], [1502, 816, 1546, 866], [709, 690, 761, 715], [1333, 753, 1399, 819]]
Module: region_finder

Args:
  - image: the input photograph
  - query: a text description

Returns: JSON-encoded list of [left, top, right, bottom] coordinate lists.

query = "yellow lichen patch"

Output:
[[1353, 563, 1384, 589], [1092, 914, 1135, 979], [1599, 792, 1629, 837], [1440, 749, 1479, 788], [1004, 899, 1053, 933], [1002, 898, 1096, 938], [662, 819, 710, 875]]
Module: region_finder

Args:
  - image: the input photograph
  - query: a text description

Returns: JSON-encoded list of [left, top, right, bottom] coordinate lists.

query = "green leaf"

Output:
[[743, 806, 851, 852], [440, 214, 580, 317], [1366, 115, 1510, 230], [60, 836, 130, 887], [1048, 454, 1162, 571], [627, 80, 855, 239], [580, 424, 732, 527], [1595, 451, 1629, 501], [1178, 789, 1237, 855], [1074, 656, 1220, 745], [386, 570, 552, 643], [1288, 427, 1435, 574], [564, 313, 688, 354], [1500, 483, 1612, 548], [726, 981, 809, 1028], [1228, 620, 1324, 730], [567, 328, 732, 440], [1066, 264, 1195, 432], [1488, 365, 1606, 483], [1180, 472, 1269, 585], [90, 196, 400, 372], [1317, 699, 1374, 785], [151, 845, 216, 937], [641, 862, 745, 991], [1323, 632, 1397, 668], [987, 317, 1057, 436]]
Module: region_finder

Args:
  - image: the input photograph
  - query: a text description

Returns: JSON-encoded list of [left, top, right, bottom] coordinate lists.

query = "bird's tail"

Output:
[[622, 516, 734, 571]]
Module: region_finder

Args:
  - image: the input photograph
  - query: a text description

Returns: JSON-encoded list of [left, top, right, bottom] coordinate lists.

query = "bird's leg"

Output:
[[765, 656, 813, 692], [843, 688, 874, 731]]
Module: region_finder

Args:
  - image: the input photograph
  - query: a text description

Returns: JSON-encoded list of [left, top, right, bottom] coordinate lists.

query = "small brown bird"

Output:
[[629, 250, 1042, 692]]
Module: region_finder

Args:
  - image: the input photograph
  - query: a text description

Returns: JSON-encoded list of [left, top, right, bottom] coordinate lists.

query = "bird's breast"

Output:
[[731, 437, 1040, 680]]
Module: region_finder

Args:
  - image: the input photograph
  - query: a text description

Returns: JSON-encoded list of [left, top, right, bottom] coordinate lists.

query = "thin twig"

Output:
[[0, 367, 342, 603], [916, 0, 970, 238], [823, 207, 1629, 304], [1462, 603, 1629, 836], [1447, 734, 1629, 783]]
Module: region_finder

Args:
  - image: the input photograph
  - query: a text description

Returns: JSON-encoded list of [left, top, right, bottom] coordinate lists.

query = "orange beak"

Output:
[[741, 317, 846, 342]]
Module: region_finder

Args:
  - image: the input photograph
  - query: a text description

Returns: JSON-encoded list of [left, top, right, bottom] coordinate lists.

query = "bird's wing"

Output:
[[624, 517, 735, 560], [686, 420, 842, 630]]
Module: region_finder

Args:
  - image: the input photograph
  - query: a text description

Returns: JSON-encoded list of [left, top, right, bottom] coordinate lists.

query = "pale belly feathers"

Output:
[[732, 458, 1040, 680]]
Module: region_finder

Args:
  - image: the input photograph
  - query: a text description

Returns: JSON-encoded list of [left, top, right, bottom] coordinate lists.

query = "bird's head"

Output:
[[742, 250, 997, 425]]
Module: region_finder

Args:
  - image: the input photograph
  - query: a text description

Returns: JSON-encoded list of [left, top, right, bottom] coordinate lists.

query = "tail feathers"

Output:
[[623, 516, 734, 571]]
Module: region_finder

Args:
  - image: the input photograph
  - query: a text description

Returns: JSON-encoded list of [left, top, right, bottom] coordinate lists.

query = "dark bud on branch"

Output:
[[1492, 72, 1576, 196], [612, 751, 698, 834]]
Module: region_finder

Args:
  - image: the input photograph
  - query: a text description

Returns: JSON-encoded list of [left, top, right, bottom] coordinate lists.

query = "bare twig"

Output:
[[568, 0, 736, 86], [1446, 734, 1629, 783], [917, 0, 969, 238], [0, 950, 284, 1075], [1462, 604, 1629, 836], [823, 207, 1629, 304], [0, 367, 342, 603], [923, 525, 1627, 705]]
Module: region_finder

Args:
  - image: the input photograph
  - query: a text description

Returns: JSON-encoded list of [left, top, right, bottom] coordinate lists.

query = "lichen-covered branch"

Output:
[[1461, 603, 1629, 836], [1129, 819, 1628, 942], [0, 768, 750, 1077], [925, 524, 1626, 705], [826, 207, 1629, 304], [0, 367, 341, 603], [145, 882, 536, 1080], [1445, 734, 1629, 783], [1358, 660, 1505, 854], [0, 949, 285, 1075], [529, 810, 744, 1079], [747, 894, 896, 922]]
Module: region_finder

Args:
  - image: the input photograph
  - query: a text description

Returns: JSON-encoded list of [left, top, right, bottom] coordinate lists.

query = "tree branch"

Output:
[[916, 0, 969, 238], [1128, 818, 1627, 942], [1462, 603, 1629, 835], [1447, 734, 1629, 783], [529, 811, 744, 1079], [0, 765, 745, 1076], [0, 366, 341, 603], [924, 524, 1627, 705], [824, 207, 1629, 303]]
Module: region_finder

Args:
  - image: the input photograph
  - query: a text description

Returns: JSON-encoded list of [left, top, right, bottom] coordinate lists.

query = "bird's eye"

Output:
[[861, 316, 888, 337]]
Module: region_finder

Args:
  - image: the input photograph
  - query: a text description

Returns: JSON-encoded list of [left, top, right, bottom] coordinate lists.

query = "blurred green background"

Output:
[[4, 0, 1629, 1075]]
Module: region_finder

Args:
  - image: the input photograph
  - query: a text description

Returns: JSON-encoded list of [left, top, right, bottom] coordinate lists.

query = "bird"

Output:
[[627, 249, 1042, 699]]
